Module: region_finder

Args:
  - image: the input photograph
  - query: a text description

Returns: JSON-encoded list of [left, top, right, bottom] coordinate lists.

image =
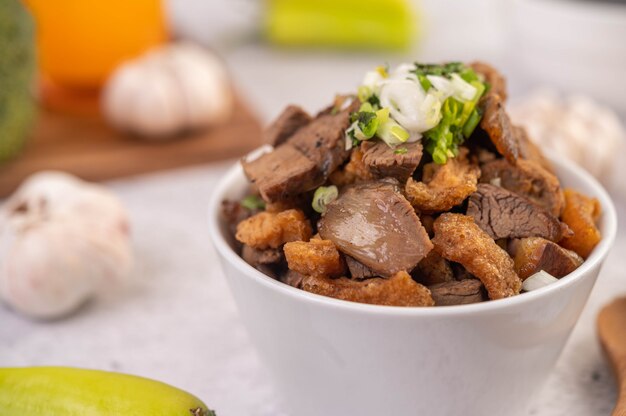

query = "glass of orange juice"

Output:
[[25, 0, 168, 114]]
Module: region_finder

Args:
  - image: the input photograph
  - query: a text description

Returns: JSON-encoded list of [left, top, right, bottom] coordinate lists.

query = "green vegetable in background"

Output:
[[265, 0, 417, 50], [0, 367, 216, 416], [0, 0, 37, 163]]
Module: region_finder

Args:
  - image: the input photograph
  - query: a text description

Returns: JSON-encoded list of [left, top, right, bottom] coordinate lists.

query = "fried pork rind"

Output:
[[301, 271, 435, 307], [405, 148, 480, 213], [284, 239, 346, 278], [235, 209, 312, 249], [559, 189, 602, 259], [432, 213, 521, 300], [329, 147, 373, 187]]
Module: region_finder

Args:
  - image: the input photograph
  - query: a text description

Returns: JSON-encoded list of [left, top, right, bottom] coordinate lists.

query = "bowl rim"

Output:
[[208, 149, 617, 317]]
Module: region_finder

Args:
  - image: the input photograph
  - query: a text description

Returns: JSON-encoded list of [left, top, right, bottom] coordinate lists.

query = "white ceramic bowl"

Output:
[[208, 152, 616, 416]]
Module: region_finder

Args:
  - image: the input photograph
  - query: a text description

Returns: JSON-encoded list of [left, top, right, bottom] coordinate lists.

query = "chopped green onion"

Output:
[[241, 195, 265, 210], [450, 73, 477, 102], [348, 103, 380, 142], [376, 107, 390, 124], [417, 74, 432, 92], [394, 147, 408, 155], [357, 112, 378, 138], [377, 118, 409, 147], [422, 70, 486, 164], [357, 85, 381, 110], [357, 85, 372, 103], [312, 186, 339, 214], [412, 62, 465, 78], [459, 67, 479, 83], [462, 108, 482, 138], [359, 102, 374, 113], [367, 94, 381, 108], [423, 97, 465, 164]]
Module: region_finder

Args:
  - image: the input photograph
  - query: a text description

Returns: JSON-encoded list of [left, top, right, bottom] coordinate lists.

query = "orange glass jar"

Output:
[[25, 0, 168, 113]]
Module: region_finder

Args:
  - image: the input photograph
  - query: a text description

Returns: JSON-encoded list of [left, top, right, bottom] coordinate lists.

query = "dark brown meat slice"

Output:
[[469, 61, 507, 102], [360, 140, 423, 182], [479, 94, 519, 164], [280, 269, 306, 288], [221, 200, 257, 236], [242, 100, 357, 202], [301, 271, 435, 307], [508, 237, 583, 280], [288, 101, 356, 178], [242, 144, 323, 202], [412, 251, 455, 286], [467, 184, 564, 241], [345, 255, 377, 280], [241, 244, 284, 279], [429, 279, 486, 306], [480, 158, 565, 216], [420, 214, 435, 237], [451, 262, 475, 281], [242, 244, 284, 266], [515, 126, 554, 173], [263, 105, 312, 146], [319, 181, 433, 277]]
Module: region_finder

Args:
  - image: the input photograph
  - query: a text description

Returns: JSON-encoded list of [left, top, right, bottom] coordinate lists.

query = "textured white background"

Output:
[[1, 1, 625, 414]]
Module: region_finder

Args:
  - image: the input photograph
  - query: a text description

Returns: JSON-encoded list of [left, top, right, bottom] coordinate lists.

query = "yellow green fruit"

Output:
[[0, 367, 215, 416], [265, 0, 417, 50]]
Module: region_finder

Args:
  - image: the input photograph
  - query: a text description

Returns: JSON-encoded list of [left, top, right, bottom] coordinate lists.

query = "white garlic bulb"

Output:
[[509, 90, 626, 190], [0, 172, 133, 319], [102, 42, 234, 139]]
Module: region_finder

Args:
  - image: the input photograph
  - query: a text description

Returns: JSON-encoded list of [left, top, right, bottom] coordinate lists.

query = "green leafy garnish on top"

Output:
[[346, 61, 486, 164]]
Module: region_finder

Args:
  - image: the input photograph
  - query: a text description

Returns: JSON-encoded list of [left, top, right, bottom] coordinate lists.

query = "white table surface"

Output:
[[2, 2, 626, 414]]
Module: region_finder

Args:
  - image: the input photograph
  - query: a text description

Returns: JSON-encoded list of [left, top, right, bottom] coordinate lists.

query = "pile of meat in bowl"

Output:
[[222, 61, 603, 307]]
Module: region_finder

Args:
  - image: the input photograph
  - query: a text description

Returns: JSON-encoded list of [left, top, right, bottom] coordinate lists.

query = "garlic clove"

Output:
[[0, 222, 100, 319], [0, 171, 133, 319], [102, 42, 234, 139], [167, 43, 233, 128]]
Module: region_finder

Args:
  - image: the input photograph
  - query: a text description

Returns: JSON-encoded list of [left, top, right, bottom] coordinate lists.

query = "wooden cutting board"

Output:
[[0, 95, 262, 197]]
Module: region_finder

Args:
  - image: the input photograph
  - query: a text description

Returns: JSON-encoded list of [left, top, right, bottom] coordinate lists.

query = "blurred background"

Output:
[[1, 0, 626, 415], [2, 0, 625, 195]]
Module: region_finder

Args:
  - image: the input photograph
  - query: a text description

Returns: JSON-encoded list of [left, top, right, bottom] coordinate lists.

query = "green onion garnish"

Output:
[[241, 195, 265, 210], [394, 147, 408, 155], [312, 186, 339, 214]]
